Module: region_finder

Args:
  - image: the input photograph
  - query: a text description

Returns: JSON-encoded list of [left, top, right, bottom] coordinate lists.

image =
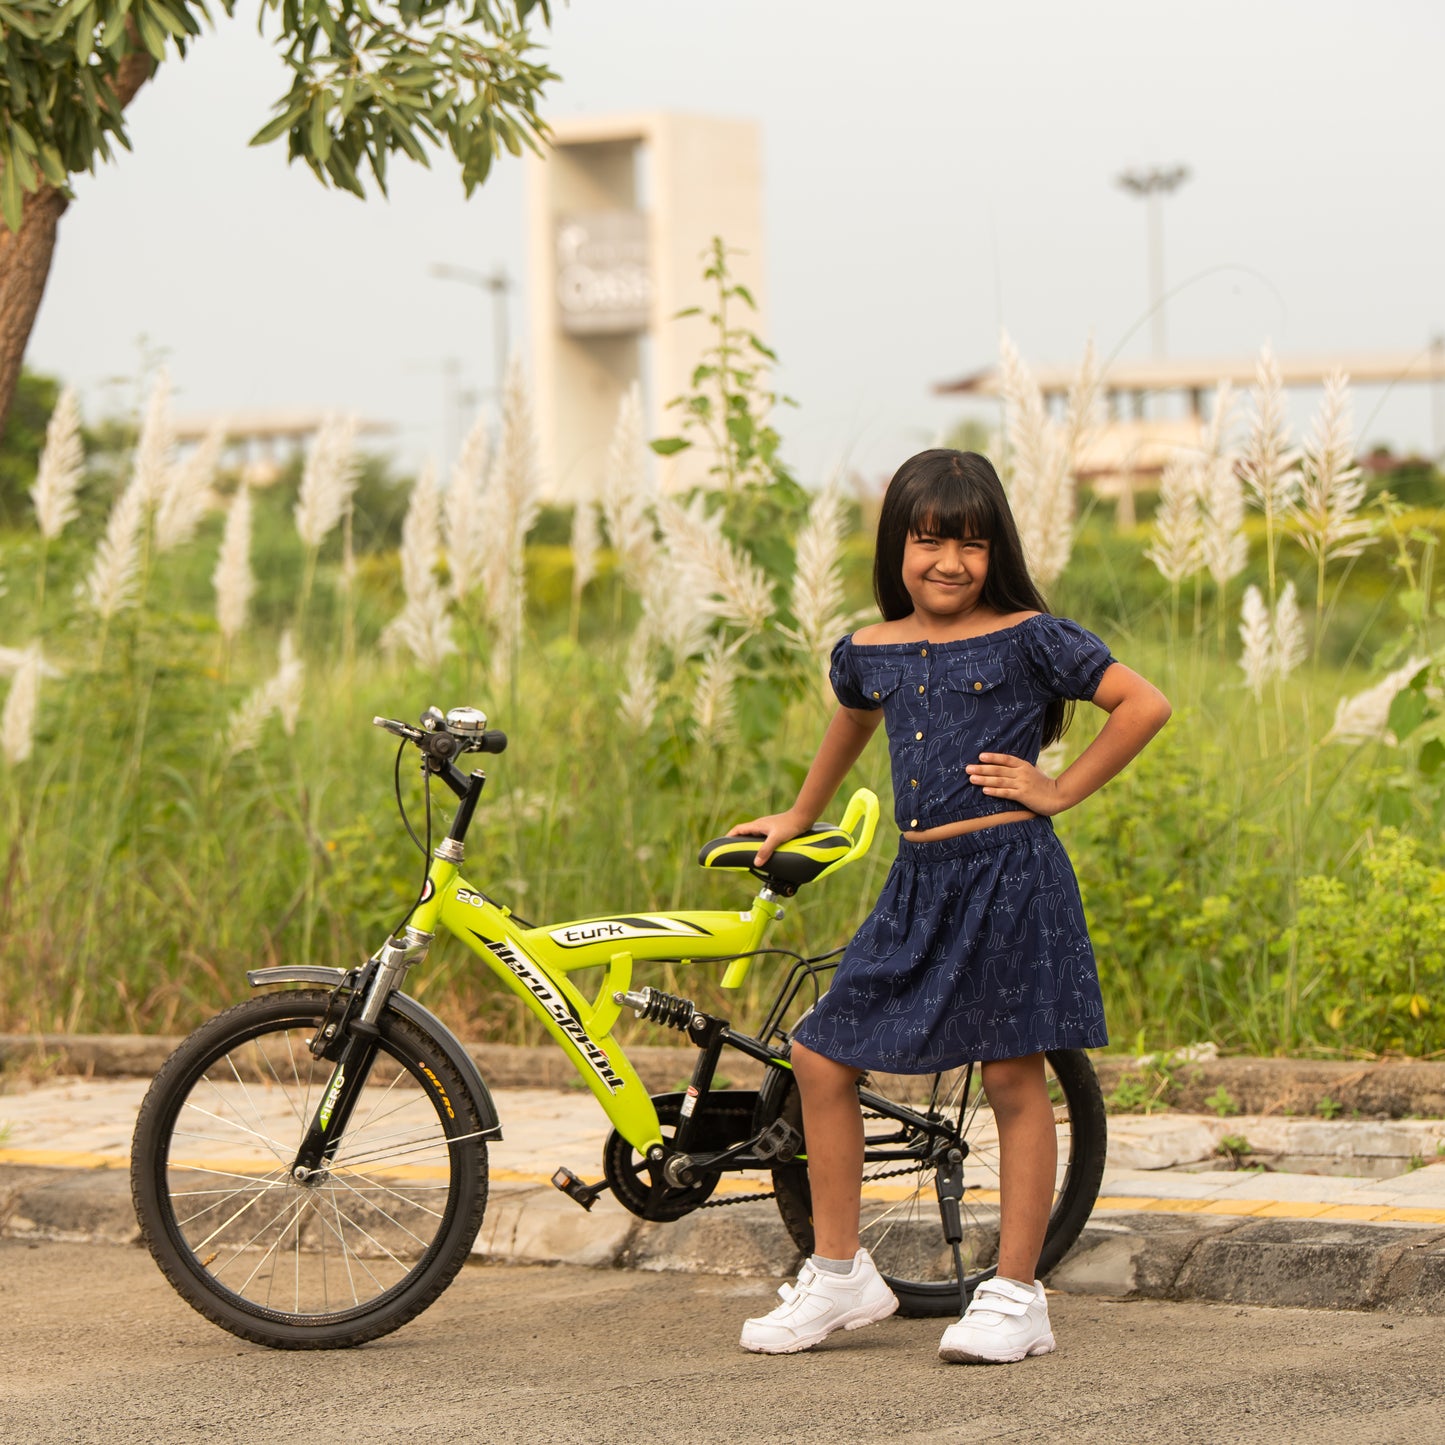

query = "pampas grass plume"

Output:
[[1146, 453, 1204, 585], [777, 477, 849, 662], [1241, 344, 1301, 516], [213, 484, 256, 643], [445, 409, 492, 602], [1326, 658, 1428, 745], [133, 371, 175, 507], [1273, 581, 1306, 680], [1238, 585, 1273, 700], [692, 641, 739, 745], [999, 332, 1096, 589], [571, 497, 600, 603], [155, 420, 225, 554], [272, 629, 305, 736], [31, 386, 84, 540], [1, 645, 42, 765], [294, 414, 360, 550], [79, 474, 147, 619], [655, 494, 774, 638], [599, 382, 656, 591], [383, 462, 457, 671], [617, 627, 659, 733], [1292, 372, 1373, 566]]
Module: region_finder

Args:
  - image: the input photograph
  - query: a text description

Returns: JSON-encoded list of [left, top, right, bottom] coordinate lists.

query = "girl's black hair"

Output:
[[872, 448, 1072, 745]]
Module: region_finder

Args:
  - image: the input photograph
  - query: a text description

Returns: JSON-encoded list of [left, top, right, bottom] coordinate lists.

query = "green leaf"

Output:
[[0, 156, 22, 232], [135, 8, 169, 61], [1419, 738, 1445, 776], [249, 96, 308, 148], [1389, 685, 1428, 742], [307, 91, 332, 164], [649, 437, 692, 456], [671, 306, 702, 319]]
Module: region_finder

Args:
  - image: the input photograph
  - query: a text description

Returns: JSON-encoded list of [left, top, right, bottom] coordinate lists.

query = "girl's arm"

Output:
[[728, 704, 884, 864], [965, 662, 1171, 816]]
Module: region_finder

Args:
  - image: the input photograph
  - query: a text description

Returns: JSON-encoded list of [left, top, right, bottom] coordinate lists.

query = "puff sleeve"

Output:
[[828, 635, 880, 710], [1019, 615, 1115, 701]]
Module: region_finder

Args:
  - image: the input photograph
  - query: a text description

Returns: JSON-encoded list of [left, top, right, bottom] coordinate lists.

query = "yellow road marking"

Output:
[[5, 1149, 1445, 1224]]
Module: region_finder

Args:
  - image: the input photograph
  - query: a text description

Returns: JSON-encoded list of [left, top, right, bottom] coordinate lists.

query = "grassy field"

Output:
[[3, 373, 1445, 1059]]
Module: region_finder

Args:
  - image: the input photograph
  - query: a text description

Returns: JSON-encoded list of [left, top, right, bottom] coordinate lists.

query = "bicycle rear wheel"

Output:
[[131, 989, 488, 1349], [770, 1049, 1106, 1317]]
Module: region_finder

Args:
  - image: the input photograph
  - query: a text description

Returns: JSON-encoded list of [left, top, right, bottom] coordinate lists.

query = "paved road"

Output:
[[4, 1241, 1441, 1444]]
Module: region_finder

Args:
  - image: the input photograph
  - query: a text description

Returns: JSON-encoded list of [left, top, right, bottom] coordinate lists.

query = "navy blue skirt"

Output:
[[790, 817, 1107, 1071]]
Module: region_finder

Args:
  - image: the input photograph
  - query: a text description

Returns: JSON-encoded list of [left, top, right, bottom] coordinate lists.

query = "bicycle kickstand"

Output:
[[934, 1147, 969, 1319]]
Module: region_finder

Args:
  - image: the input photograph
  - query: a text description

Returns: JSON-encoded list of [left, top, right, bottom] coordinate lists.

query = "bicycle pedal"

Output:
[[753, 1118, 802, 1163], [551, 1166, 610, 1212]]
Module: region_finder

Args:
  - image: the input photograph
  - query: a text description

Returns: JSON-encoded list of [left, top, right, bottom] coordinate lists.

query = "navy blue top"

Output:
[[829, 614, 1115, 832]]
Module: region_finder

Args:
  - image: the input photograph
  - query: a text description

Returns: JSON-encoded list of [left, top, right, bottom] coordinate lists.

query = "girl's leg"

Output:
[[980, 1052, 1057, 1282], [791, 1042, 864, 1257], [739, 1043, 896, 1353]]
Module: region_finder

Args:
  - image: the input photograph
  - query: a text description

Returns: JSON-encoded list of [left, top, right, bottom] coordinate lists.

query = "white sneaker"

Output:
[[740, 1250, 899, 1354], [937, 1277, 1056, 1363]]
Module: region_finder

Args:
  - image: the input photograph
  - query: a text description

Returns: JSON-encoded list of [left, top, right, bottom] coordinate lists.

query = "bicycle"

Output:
[[130, 704, 1107, 1350]]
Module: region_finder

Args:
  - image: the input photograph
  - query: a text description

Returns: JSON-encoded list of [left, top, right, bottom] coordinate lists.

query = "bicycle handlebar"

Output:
[[372, 709, 508, 761]]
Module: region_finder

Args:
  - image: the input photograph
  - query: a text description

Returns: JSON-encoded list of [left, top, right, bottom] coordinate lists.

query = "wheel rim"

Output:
[[155, 1015, 467, 1325], [858, 1058, 1075, 1298]]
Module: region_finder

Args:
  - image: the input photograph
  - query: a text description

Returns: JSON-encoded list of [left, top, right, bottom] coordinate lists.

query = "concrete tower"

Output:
[[526, 113, 766, 501]]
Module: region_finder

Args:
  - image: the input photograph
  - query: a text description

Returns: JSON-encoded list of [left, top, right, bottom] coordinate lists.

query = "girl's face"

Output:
[[901, 529, 991, 618]]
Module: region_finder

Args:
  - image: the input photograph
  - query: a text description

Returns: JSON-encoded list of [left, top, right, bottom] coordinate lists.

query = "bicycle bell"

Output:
[[445, 706, 488, 736]]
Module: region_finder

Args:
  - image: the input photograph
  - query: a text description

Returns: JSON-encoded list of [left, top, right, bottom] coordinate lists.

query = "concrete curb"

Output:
[[6, 1033, 1445, 1116], [7, 1163, 1443, 1315]]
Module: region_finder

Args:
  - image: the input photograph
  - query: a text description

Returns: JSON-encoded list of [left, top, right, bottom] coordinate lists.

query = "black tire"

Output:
[[768, 1049, 1106, 1317], [131, 990, 488, 1349]]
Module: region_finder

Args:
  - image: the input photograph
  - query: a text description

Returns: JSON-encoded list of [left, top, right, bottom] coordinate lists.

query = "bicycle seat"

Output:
[[697, 825, 854, 893]]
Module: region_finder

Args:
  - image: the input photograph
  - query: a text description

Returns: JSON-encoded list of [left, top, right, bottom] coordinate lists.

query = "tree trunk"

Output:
[[0, 48, 157, 436], [0, 184, 70, 438]]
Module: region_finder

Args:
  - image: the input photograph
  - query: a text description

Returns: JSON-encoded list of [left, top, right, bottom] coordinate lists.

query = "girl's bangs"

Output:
[[906, 476, 993, 542]]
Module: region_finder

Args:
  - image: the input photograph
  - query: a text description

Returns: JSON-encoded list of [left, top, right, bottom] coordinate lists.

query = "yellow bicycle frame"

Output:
[[405, 788, 879, 1155]]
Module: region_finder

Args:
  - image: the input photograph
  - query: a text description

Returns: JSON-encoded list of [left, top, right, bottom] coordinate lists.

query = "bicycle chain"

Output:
[[699, 1159, 930, 1208]]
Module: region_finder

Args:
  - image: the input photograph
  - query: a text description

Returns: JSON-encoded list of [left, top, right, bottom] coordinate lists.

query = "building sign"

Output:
[[555, 211, 651, 336]]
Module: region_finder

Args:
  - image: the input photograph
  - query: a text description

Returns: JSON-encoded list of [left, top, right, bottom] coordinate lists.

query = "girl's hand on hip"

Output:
[[726, 809, 810, 866], [966, 753, 1064, 815]]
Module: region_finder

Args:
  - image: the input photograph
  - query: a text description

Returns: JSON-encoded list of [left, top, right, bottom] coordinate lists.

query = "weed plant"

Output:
[[3, 306, 1445, 1058]]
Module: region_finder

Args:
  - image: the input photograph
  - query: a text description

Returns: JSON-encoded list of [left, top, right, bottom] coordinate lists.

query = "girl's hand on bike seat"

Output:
[[727, 809, 812, 866]]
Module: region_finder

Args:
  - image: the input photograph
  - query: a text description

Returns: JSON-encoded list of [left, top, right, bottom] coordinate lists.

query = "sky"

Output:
[[25, 0, 1445, 486]]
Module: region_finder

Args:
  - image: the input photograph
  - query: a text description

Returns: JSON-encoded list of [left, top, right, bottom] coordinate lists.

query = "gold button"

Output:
[[920, 647, 928, 656], [872, 690, 880, 699], [910, 818, 919, 827], [911, 779, 918, 788], [918, 685, 925, 694], [973, 681, 983, 691], [915, 731, 923, 740]]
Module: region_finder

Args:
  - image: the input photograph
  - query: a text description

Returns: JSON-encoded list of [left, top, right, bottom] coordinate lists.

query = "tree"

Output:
[[0, 1, 555, 432]]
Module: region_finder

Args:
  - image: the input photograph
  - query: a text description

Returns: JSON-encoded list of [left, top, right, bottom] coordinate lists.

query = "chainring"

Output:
[[602, 1092, 759, 1222]]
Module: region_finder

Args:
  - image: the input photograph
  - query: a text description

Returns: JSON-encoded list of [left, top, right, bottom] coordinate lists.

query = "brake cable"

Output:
[[390, 738, 434, 937]]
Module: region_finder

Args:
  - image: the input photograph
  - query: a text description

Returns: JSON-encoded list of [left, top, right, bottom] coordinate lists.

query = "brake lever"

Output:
[[373, 716, 424, 742]]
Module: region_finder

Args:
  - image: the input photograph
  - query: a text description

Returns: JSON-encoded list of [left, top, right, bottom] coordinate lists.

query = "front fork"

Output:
[[289, 925, 434, 1180]]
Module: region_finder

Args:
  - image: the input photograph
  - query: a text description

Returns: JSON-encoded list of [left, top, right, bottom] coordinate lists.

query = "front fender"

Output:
[[247, 966, 503, 1141]]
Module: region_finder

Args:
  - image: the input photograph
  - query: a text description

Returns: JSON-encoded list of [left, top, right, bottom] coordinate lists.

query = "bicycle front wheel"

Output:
[[771, 1049, 1106, 1317], [131, 989, 488, 1349]]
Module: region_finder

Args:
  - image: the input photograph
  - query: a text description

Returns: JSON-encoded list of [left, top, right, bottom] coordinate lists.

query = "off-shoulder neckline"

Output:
[[845, 612, 1054, 651]]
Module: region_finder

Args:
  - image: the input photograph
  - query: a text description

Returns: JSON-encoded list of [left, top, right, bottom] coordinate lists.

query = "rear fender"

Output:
[[246, 965, 503, 1140]]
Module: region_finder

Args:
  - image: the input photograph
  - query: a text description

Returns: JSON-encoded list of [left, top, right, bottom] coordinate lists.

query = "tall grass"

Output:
[[1, 347, 1442, 1058]]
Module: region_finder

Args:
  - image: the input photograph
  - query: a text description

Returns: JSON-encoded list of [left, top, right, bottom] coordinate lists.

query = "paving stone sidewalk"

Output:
[[3, 1069, 1444, 1314]]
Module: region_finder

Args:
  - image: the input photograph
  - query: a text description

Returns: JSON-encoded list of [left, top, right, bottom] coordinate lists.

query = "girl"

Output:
[[732, 449, 1170, 1363]]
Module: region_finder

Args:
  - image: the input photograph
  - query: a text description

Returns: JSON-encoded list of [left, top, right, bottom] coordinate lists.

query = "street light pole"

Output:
[[1116, 165, 1191, 358], [428, 262, 514, 401]]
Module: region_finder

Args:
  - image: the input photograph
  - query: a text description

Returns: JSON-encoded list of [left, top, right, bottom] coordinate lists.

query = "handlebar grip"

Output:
[[480, 730, 507, 754]]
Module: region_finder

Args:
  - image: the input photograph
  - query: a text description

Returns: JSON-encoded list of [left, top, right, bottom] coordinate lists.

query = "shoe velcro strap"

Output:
[[970, 1279, 1037, 1310]]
